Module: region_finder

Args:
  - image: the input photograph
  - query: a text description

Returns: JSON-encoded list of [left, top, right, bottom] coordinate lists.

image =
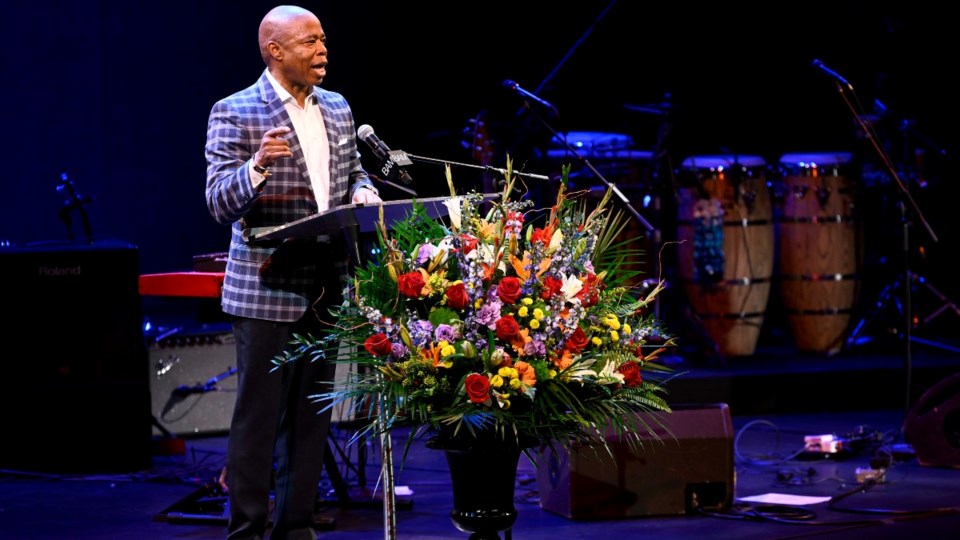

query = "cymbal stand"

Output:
[[822, 69, 940, 422], [843, 111, 959, 353]]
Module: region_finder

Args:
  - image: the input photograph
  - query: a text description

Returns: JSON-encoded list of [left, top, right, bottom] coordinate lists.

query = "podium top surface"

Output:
[[242, 194, 499, 243]]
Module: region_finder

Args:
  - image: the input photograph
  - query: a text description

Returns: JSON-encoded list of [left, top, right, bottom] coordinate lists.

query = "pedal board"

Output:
[[153, 482, 337, 528]]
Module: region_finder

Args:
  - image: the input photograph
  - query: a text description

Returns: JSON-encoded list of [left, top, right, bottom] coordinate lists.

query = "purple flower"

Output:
[[523, 339, 546, 356], [391, 342, 409, 359], [415, 244, 435, 266], [435, 324, 457, 342], [474, 301, 501, 329], [410, 319, 434, 347]]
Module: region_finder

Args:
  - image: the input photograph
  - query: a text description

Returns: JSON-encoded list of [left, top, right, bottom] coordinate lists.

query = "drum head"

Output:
[[681, 155, 767, 170], [547, 131, 653, 161], [779, 152, 852, 168]]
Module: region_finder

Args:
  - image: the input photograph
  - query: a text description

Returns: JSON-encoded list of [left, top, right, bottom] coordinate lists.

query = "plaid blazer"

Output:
[[205, 72, 375, 322]]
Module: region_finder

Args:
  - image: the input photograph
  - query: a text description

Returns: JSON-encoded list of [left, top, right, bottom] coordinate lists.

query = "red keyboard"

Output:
[[139, 272, 224, 298]]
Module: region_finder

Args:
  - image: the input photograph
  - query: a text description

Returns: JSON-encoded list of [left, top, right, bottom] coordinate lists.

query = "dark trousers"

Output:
[[226, 313, 337, 540]]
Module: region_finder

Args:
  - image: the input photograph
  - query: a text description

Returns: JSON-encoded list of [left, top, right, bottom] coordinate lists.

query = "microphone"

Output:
[[357, 124, 414, 185], [502, 80, 559, 116], [160, 381, 215, 417], [812, 59, 853, 90]]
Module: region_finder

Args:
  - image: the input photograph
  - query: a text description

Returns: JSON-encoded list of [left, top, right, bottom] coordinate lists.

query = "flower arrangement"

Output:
[[276, 160, 679, 456]]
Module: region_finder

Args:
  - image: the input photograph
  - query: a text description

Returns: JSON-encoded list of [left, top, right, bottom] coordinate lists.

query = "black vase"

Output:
[[442, 444, 521, 540]]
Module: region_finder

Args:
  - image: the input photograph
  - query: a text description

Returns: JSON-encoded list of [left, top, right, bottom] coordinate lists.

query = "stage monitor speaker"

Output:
[[0, 241, 152, 473], [537, 403, 735, 519], [149, 324, 237, 437], [904, 373, 960, 469]]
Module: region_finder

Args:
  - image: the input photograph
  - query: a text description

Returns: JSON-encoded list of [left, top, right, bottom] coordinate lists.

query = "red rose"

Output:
[[364, 333, 393, 356], [540, 275, 562, 300], [617, 361, 643, 388], [497, 276, 522, 304], [575, 273, 602, 307], [565, 326, 589, 353], [494, 316, 521, 342], [465, 373, 491, 403], [445, 282, 470, 310], [397, 271, 425, 298]]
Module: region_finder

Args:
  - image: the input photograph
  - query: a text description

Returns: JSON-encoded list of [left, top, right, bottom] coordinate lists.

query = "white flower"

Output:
[[596, 359, 626, 385], [565, 357, 598, 382], [549, 228, 563, 251], [434, 237, 456, 265], [560, 274, 583, 300], [443, 197, 463, 231], [470, 242, 507, 273]]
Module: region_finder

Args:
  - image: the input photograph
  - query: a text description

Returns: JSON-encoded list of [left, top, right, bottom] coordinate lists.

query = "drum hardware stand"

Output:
[[57, 172, 95, 243], [816, 61, 943, 431]]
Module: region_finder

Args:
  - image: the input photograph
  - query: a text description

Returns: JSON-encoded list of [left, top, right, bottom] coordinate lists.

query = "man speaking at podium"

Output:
[[204, 5, 381, 539]]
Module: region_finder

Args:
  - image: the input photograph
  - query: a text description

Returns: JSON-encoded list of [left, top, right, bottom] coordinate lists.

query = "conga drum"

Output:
[[677, 155, 774, 357], [775, 152, 860, 355]]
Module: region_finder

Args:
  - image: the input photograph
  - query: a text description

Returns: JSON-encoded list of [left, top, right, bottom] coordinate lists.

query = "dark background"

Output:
[[4, 1, 957, 334]]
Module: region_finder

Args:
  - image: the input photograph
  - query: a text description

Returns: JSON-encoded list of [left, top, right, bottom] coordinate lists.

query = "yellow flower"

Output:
[[532, 308, 544, 320], [490, 374, 504, 388], [610, 330, 619, 342], [440, 344, 456, 357], [623, 323, 632, 334], [522, 297, 534, 306], [518, 306, 529, 317], [591, 336, 603, 346], [603, 314, 621, 330], [509, 378, 522, 390], [529, 319, 540, 330]]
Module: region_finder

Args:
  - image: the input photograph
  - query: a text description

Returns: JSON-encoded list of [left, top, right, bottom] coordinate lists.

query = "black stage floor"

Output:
[[2, 327, 959, 539]]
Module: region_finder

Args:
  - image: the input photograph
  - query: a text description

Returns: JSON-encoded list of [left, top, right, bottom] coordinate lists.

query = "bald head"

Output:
[[258, 5, 318, 65], [255, 5, 328, 102]]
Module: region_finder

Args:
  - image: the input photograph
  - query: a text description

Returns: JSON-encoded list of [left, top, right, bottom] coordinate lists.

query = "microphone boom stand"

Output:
[[509, 100, 655, 233], [829, 78, 940, 431], [405, 153, 550, 184]]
